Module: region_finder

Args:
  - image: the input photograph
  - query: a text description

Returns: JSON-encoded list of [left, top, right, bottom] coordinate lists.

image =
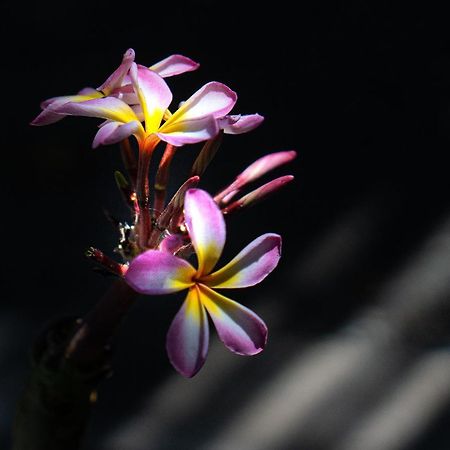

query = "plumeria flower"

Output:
[[37, 58, 236, 250], [43, 62, 237, 150], [31, 49, 199, 126], [124, 189, 281, 377]]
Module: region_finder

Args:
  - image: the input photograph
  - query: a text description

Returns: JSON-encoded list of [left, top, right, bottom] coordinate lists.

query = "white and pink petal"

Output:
[[220, 113, 264, 134], [32, 92, 103, 126], [129, 63, 172, 133], [92, 120, 142, 148], [184, 189, 226, 276], [198, 284, 267, 355], [124, 250, 195, 295], [97, 48, 135, 95], [52, 97, 139, 124], [166, 286, 209, 378], [157, 115, 219, 146], [201, 233, 282, 289], [150, 54, 200, 78], [168, 82, 237, 127], [158, 233, 185, 254]]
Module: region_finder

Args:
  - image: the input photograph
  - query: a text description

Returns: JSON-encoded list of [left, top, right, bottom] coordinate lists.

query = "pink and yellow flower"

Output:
[[31, 49, 200, 127], [33, 57, 236, 150], [124, 189, 281, 377]]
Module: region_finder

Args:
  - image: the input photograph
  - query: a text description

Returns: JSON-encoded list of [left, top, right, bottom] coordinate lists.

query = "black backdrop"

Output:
[[2, 2, 450, 449]]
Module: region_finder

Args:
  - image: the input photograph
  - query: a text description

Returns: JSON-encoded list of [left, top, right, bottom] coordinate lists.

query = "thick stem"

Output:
[[65, 279, 138, 367], [12, 317, 99, 450], [12, 279, 138, 450]]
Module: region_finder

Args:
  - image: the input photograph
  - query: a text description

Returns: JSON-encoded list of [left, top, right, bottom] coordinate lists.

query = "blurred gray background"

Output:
[[1, 1, 450, 449]]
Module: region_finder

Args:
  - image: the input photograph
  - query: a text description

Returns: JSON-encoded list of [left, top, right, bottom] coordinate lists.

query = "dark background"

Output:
[[2, 1, 450, 449]]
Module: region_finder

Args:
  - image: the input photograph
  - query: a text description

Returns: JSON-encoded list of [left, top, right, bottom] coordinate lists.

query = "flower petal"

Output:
[[39, 89, 98, 109], [150, 54, 200, 78], [77, 87, 100, 97], [92, 120, 141, 148], [124, 250, 195, 295], [201, 233, 281, 288], [157, 115, 219, 146], [31, 93, 103, 126], [198, 284, 267, 355], [53, 97, 139, 124], [158, 233, 185, 254], [129, 63, 172, 133], [97, 48, 135, 95], [220, 113, 264, 134], [184, 189, 225, 276], [166, 286, 209, 377], [114, 83, 139, 105], [167, 82, 237, 126]]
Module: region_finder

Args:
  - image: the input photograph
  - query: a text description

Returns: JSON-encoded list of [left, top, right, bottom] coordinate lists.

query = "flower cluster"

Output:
[[32, 49, 295, 377]]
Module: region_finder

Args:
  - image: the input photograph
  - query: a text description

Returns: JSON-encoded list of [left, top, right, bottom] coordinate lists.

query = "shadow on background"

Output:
[[1, 1, 450, 449]]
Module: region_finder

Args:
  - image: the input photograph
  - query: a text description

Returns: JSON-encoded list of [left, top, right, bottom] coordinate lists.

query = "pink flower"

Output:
[[124, 189, 281, 377], [35, 61, 237, 150], [31, 49, 199, 127]]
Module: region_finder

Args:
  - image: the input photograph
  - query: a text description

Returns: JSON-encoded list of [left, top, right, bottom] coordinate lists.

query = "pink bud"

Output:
[[222, 175, 294, 214]]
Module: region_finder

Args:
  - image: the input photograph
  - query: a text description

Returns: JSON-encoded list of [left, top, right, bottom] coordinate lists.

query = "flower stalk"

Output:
[[135, 137, 158, 249]]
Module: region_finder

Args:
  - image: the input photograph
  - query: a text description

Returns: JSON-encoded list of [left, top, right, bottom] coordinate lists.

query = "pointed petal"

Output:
[[40, 87, 102, 109], [166, 286, 209, 377], [39, 96, 67, 110], [184, 189, 225, 276], [157, 115, 219, 146], [92, 120, 141, 148], [150, 54, 200, 77], [201, 233, 281, 288], [31, 105, 70, 125], [124, 250, 195, 294], [97, 48, 135, 95], [198, 284, 267, 355], [168, 82, 237, 124], [129, 63, 172, 133], [220, 113, 264, 134], [31, 92, 103, 126], [52, 97, 139, 124]]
